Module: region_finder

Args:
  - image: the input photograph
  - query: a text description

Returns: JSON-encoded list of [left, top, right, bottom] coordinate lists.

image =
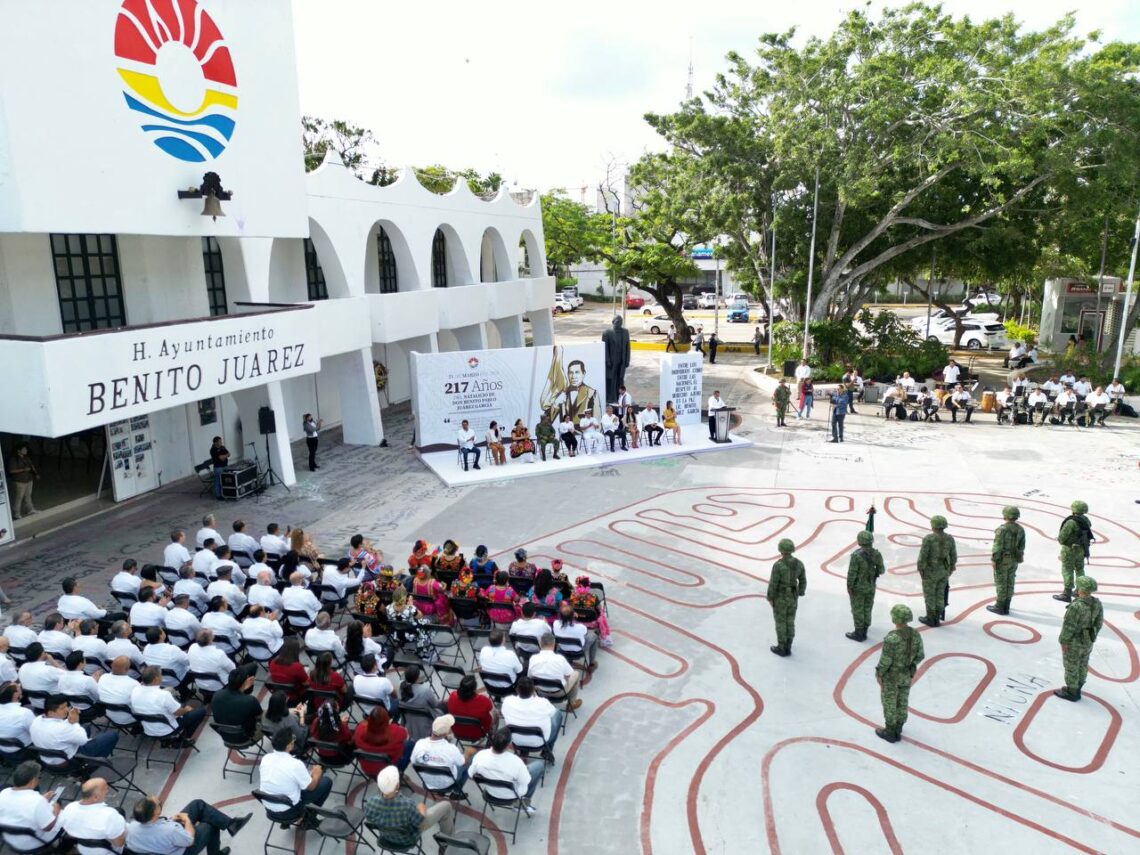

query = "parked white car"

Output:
[[966, 290, 1003, 310], [921, 319, 1008, 350], [559, 288, 584, 308], [552, 295, 575, 314], [697, 293, 726, 309]]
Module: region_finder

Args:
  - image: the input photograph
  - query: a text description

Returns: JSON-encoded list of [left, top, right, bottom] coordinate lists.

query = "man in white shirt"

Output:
[[130, 667, 207, 742], [319, 558, 361, 609], [110, 560, 143, 601], [58, 651, 101, 714], [468, 727, 545, 815], [478, 631, 523, 681], [1007, 341, 1028, 368], [188, 629, 256, 694], [0, 683, 34, 755], [247, 569, 283, 614], [527, 634, 582, 709], [410, 715, 476, 795], [601, 406, 627, 452], [18, 643, 63, 705], [1053, 387, 1076, 422], [1026, 387, 1049, 424], [248, 549, 276, 585], [456, 419, 481, 471], [1107, 377, 1126, 411], [162, 595, 202, 647], [173, 567, 209, 614], [195, 515, 223, 551], [500, 677, 562, 757], [142, 627, 192, 694], [129, 587, 169, 630], [995, 386, 1014, 425], [896, 372, 916, 391], [947, 385, 975, 423], [191, 541, 219, 580], [352, 653, 395, 715], [1059, 371, 1077, 386], [201, 598, 243, 656], [58, 577, 117, 623], [97, 658, 141, 726], [31, 695, 118, 758], [260, 524, 290, 558], [304, 613, 345, 660], [1085, 386, 1111, 426], [206, 566, 247, 616], [227, 519, 260, 559], [3, 612, 39, 655], [1072, 376, 1092, 399], [258, 730, 333, 820], [553, 604, 600, 670], [0, 638, 18, 683], [1041, 376, 1061, 396], [707, 391, 726, 441], [510, 604, 550, 648], [163, 530, 193, 572], [0, 760, 64, 851], [615, 385, 633, 421], [942, 360, 961, 386], [638, 404, 663, 446], [105, 622, 144, 670], [37, 614, 75, 660], [59, 779, 127, 855], [281, 572, 322, 624], [794, 359, 812, 383], [577, 410, 603, 454], [1027, 345, 1038, 363], [211, 545, 247, 588], [241, 604, 284, 656]]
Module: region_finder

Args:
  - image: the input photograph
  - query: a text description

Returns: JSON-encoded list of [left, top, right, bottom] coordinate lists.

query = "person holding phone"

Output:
[[0, 761, 64, 851], [303, 413, 323, 472]]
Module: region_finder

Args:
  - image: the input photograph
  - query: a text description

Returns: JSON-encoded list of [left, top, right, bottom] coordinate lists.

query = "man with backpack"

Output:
[[1053, 500, 1093, 603]]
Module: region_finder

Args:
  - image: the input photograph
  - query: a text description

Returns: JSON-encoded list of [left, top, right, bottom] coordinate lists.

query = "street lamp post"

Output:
[[767, 216, 776, 372], [1111, 203, 1140, 380], [923, 245, 937, 340], [802, 166, 820, 360], [714, 242, 721, 336]]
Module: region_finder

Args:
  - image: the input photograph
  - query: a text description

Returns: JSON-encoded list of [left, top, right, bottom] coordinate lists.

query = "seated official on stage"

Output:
[[946, 385, 975, 423], [509, 419, 535, 460], [556, 415, 577, 458], [639, 404, 663, 446], [578, 410, 603, 454], [456, 419, 480, 471], [624, 404, 640, 448], [485, 421, 507, 466], [534, 415, 559, 461], [602, 406, 627, 452], [663, 400, 681, 444]]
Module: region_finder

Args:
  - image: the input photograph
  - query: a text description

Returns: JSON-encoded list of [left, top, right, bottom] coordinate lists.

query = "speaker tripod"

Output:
[[259, 434, 290, 494]]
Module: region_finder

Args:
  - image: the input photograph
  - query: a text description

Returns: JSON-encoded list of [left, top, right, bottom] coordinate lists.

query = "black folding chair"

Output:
[[0, 823, 59, 855], [252, 789, 307, 855], [531, 675, 578, 732], [478, 669, 516, 706], [471, 772, 532, 844], [433, 831, 491, 854], [305, 804, 367, 855], [210, 722, 265, 781], [412, 761, 469, 805]]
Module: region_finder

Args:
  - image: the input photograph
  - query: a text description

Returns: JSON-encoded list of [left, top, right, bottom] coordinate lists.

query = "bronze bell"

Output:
[[201, 192, 226, 221]]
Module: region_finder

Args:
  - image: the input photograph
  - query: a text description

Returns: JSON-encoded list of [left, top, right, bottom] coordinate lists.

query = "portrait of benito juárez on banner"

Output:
[[540, 345, 598, 427]]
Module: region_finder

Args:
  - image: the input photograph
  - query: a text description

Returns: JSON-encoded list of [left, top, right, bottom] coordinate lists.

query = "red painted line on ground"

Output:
[[825, 495, 855, 514], [603, 629, 689, 678], [556, 539, 707, 587], [815, 781, 904, 855], [1012, 690, 1123, 774], [909, 652, 996, 723], [1087, 619, 1140, 683], [982, 619, 1042, 645]]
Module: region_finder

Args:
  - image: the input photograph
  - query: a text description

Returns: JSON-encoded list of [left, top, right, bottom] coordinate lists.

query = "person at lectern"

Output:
[[209, 436, 230, 499], [456, 420, 480, 471], [708, 391, 726, 441]]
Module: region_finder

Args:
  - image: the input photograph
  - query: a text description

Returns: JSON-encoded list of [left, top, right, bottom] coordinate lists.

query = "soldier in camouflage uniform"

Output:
[[1053, 500, 1093, 603], [773, 379, 791, 427], [986, 505, 1026, 615], [875, 603, 925, 743], [917, 515, 956, 627], [1054, 575, 1104, 702], [766, 538, 806, 657], [845, 530, 885, 641]]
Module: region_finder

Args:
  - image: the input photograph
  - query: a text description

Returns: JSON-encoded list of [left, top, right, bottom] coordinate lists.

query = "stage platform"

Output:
[[418, 431, 754, 486]]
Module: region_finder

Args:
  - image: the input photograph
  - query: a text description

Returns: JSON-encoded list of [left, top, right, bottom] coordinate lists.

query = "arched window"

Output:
[[431, 228, 448, 288], [303, 238, 328, 301], [518, 237, 531, 277], [51, 234, 127, 332], [377, 227, 398, 294], [202, 237, 228, 316]]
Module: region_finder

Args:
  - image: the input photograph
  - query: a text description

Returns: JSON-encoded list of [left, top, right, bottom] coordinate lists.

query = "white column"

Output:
[[453, 323, 488, 351], [529, 308, 554, 346], [494, 316, 524, 348], [265, 381, 297, 486], [332, 347, 384, 445]]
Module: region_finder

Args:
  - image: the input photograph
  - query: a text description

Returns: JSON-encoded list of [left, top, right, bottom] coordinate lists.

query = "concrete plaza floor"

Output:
[[1, 350, 1137, 854]]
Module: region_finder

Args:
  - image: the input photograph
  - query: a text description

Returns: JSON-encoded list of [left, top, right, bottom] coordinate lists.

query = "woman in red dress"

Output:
[[267, 638, 309, 704], [446, 674, 495, 744], [353, 706, 412, 776]]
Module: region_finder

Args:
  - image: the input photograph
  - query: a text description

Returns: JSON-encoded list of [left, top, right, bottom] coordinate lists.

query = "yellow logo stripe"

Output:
[[117, 68, 237, 117]]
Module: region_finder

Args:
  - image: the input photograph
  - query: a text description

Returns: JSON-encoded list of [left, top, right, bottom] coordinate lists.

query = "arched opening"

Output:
[[431, 228, 448, 288], [364, 221, 417, 293], [303, 238, 328, 300], [430, 224, 472, 288], [519, 229, 543, 279], [517, 237, 530, 277], [480, 227, 511, 283]]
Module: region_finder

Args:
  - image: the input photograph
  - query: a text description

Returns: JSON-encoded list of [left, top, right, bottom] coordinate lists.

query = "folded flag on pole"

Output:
[[865, 505, 876, 533]]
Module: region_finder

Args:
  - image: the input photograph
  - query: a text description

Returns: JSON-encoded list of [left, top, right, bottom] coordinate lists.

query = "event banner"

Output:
[[659, 353, 704, 425], [411, 344, 607, 447]]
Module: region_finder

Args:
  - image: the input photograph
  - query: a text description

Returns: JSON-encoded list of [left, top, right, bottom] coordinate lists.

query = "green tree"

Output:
[[540, 191, 609, 278], [413, 165, 503, 198], [301, 116, 380, 176]]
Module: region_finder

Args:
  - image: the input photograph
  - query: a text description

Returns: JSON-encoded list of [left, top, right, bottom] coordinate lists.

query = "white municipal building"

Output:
[[0, 0, 554, 543]]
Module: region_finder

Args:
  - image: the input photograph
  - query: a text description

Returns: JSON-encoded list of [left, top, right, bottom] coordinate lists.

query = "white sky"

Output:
[[291, 0, 1139, 197]]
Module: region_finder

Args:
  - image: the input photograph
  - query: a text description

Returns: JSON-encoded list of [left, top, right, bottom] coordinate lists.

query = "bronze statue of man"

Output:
[[602, 316, 631, 404]]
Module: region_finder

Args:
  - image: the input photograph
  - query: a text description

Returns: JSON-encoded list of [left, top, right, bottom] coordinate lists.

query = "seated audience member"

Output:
[[18, 643, 64, 701], [345, 621, 386, 667], [638, 404, 663, 446], [163, 594, 202, 644], [261, 523, 291, 558], [57, 651, 100, 716], [397, 665, 445, 742], [304, 613, 346, 660], [995, 386, 1014, 424], [387, 586, 436, 661], [663, 400, 681, 445], [206, 566, 247, 616], [37, 613, 75, 660], [0, 639, 14, 683], [435, 539, 464, 574], [407, 540, 437, 573], [354, 706, 411, 776], [0, 760, 64, 850], [4, 611, 39, 653], [946, 385, 975, 423], [228, 519, 260, 557], [527, 634, 583, 710], [195, 514, 223, 550], [1072, 376, 1092, 399], [1007, 341, 1029, 369], [0, 683, 35, 754], [247, 549, 275, 586], [511, 602, 551, 644], [553, 603, 601, 670], [130, 666, 207, 744], [268, 639, 309, 704], [307, 652, 348, 710], [447, 674, 495, 743], [105, 622, 144, 670], [353, 654, 396, 716], [257, 730, 333, 821], [72, 620, 109, 674], [281, 572, 322, 625], [129, 587, 169, 630], [142, 626, 192, 695], [189, 629, 256, 692], [1107, 377, 1127, 413], [320, 557, 361, 610], [500, 676, 562, 758], [127, 793, 251, 855], [59, 779, 127, 855], [263, 691, 308, 755], [468, 545, 498, 577], [211, 668, 262, 741], [556, 416, 578, 458], [247, 569, 284, 613], [97, 657, 141, 726], [191, 540, 218, 580], [347, 535, 385, 581], [478, 630, 523, 682], [363, 765, 455, 848], [1085, 386, 1111, 426], [509, 419, 535, 461], [484, 421, 507, 467], [31, 694, 118, 758], [1026, 386, 1050, 424], [410, 565, 452, 626], [916, 387, 940, 422], [211, 545, 246, 588], [110, 560, 144, 599], [484, 571, 521, 626], [139, 565, 166, 596], [163, 530, 193, 572], [527, 569, 562, 614], [241, 604, 284, 656], [881, 385, 905, 420], [577, 409, 604, 454], [508, 549, 537, 579], [468, 727, 546, 816], [1040, 376, 1061, 396], [308, 699, 355, 765], [201, 597, 242, 655], [456, 419, 481, 471], [174, 566, 209, 614], [410, 715, 476, 795]]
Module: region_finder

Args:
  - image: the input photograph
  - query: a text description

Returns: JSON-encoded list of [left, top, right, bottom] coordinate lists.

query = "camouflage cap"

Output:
[[890, 604, 913, 624], [1071, 500, 1088, 514], [777, 538, 795, 554], [1002, 506, 1020, 520], [1075, 575, 1097, 593], [930, 515, 948, 530], [856, 530, 874, 547]]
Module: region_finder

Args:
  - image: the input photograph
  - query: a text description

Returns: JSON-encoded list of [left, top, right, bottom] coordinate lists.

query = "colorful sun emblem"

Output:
[[113, 0, 238, 163], [467, 357, 480, 369]]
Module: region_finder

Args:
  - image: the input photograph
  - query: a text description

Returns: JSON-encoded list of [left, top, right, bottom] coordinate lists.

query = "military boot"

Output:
[[769, 645, 789, 657], [875, 726, 899, 743], [1052, 589, 1072, 603], [1053, 687, 1080, 702], [918, 615, 935, 627], [985, 602, 1009, 616], [845, 628, 866, 641], [892, 725, 904, 741]]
